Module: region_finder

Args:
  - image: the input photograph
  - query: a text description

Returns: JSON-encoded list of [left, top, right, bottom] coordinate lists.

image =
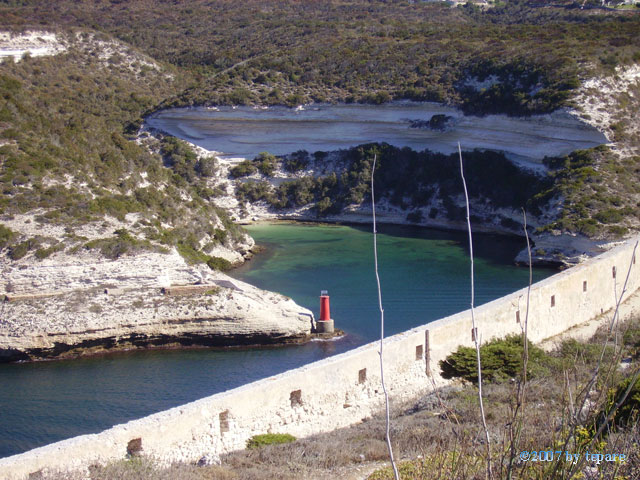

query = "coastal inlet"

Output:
[[0, 223, 554, 458]]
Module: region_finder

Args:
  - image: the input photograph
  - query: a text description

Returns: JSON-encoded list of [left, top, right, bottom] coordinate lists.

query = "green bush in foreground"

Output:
[[246, 433, 296, 449], [439, 334, 551, 384], [596, 376, 640, 432]]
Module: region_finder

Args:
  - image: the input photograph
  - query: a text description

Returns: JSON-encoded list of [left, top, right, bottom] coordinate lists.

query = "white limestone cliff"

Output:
[[0, 249, 313, 362]]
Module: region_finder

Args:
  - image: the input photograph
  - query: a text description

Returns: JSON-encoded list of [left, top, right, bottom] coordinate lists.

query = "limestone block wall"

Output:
[[1, 237, 638, 480]]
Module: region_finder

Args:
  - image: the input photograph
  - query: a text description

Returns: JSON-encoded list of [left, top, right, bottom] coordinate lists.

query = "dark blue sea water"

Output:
[[0, 222, 553, 458]]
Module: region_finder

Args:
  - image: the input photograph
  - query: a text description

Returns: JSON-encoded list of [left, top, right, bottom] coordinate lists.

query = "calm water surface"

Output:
[[0, 223, 553, 458]]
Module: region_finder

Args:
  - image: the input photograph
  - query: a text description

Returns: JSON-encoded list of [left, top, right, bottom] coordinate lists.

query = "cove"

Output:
[[145, 103, 607, 165], [0, 223, 553, 458]]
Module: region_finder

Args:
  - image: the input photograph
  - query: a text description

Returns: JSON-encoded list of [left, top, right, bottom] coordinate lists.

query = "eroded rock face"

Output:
[[1, 249, 204, 294], [0, 250, 313, 362], [514, 232, 614, 268]]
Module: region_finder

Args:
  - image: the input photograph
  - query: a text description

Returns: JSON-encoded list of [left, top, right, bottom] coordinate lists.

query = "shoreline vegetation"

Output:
[[155, 131, 619, 268]]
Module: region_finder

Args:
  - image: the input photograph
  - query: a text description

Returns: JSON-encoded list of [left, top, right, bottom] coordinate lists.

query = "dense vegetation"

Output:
[[230, 140, 640, 239], [537, 146, 640, 237], [0, 36, 244, 263], [2, 1, 639, 116], [234, 144, 552, 229], [1, 0, 639, 263]]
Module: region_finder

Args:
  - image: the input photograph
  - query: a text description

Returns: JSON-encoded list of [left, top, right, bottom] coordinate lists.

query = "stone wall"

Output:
[[1, 237, 638, 479]]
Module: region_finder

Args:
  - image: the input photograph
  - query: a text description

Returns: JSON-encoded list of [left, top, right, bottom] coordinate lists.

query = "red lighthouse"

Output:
[[316, 290, 334, 333]]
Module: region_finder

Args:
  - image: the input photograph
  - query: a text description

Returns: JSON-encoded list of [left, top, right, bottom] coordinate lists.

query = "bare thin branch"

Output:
[[548, 240, 638, 479], [506, 209, 532, 479], [459, 143, 492, 479], [371, 154, 400, 480], [577, 241, 638, 419]]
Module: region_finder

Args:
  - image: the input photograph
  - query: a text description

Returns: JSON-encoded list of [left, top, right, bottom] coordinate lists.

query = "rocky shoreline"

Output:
[[2, 61, 636, 362], [0, 249, 314, 363]]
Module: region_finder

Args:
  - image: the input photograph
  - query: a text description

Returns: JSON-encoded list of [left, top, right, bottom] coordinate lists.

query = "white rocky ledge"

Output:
[[0, 250, 313, 362]]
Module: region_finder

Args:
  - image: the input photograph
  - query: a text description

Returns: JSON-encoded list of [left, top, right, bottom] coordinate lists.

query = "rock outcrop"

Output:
[[0, 249, 314, 362]]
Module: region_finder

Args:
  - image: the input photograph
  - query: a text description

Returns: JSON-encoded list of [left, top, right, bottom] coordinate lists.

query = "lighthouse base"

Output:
[[315, 319, 334, 334]]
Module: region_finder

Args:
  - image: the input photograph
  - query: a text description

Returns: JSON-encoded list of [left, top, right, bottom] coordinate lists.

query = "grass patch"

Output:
[[246, 433, 296, 450]]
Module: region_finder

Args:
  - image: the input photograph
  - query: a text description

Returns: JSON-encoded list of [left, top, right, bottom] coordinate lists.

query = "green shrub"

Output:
[[197, 156, 218, 177], [206, 256, 232, 271], [439, 335, 551, 384], [315, 196, 335, 215], [213, 228, 228, 243], [284, 150, 310, 173], [227, 88, 255, 105], [557, 338, 614, 366], [595, 208, 624, 224], [360, 91, 391, 104], [176, 242, 209, 264], [35, 243, 65, 259], [254, 152, 277, 177], [0, 224, 16, 249], [595, 377, 640, 433], [160, 136, 200, 183], [84, 229, 151, 259], [575, 218, 600, 237], [230, 160, 258, 178], [235, 180, 273, 203], [8, 239, 32, 260], [246, 433, 296, 449], [608, 225, 629, 237], [623, 322, 640, 358]]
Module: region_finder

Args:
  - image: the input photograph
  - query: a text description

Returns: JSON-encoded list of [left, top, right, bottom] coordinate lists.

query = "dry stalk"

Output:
[[505, 209, 532, 479], [575, 241, 637, 420], [458, 143, 492, 479], [371, 154, 400, 480], [547, 241, 638, 479], [566, 366, 640, 478]]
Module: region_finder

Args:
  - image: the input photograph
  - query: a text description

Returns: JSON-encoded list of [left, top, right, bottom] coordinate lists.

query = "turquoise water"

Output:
[[234, 223, 553, 342], [0, 223, 553, 458]]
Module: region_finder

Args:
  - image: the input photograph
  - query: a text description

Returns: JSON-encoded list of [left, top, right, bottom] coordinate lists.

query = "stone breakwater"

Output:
[[1, 236, 638, 479], [0, 249, 313, 362]]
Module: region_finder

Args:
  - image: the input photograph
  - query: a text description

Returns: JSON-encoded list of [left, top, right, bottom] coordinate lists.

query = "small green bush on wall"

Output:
[[246, 433, 296, 449]]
